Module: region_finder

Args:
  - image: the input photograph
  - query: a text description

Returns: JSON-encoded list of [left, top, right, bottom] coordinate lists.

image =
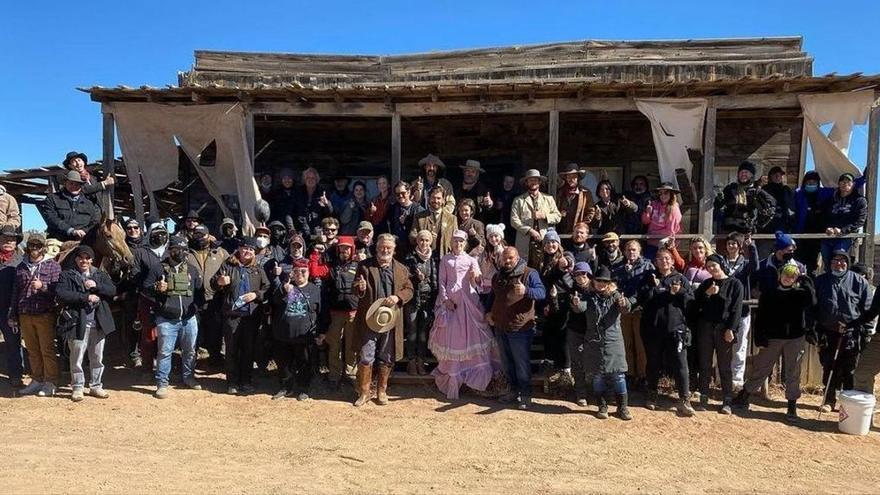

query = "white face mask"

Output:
[[832, 268, 847, 277], [255, 237, 269, 249]]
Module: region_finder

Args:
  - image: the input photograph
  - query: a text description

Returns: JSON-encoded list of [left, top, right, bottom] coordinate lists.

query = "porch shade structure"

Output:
[[634, 98, 708, 189]]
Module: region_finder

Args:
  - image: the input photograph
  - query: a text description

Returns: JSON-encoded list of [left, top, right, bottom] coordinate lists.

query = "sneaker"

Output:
[[37, 382, 56, 397], [183, 377, 202, 390], [785, 400, 799, 423], [71, 388, 85, 402], [518, 396, 532, 410], [719, 403, 732, 415], [227, 386, 239, 395], [18, 380, 43, 396], [296, 393, 310, 401], [645, 392, 658, 411], [732, 389, 750, 410], [676, 399, 696, 417], [155, 386, 170, 399], [271, 389, 288, 400], [89, 387, 110, 399], [596, 397, 609, 419], [691, 391, 701, 401], [132, 356, 143, 368], [819, 403, 833, 413], [576, 398, 588, 407], [240, 384, 255, 394]]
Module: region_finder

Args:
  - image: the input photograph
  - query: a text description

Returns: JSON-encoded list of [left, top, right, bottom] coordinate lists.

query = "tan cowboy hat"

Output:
[[366, 298, 399, 333], [460, 159, 486, 174], [519, 169, 548, 185], [418, 154, 446, 169]]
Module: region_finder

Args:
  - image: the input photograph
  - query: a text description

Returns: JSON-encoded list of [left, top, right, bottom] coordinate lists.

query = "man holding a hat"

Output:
[[9, 233, 63, 397], [42, 170, 101, 242], [0, 226, 24, 389], [455, 159, 493, 220], [820, 172, 868, 270], [412, 154, 455, 214], [510, 169, 561, 267], [555, 163, 595, 236], [352, 233, 414, 407]]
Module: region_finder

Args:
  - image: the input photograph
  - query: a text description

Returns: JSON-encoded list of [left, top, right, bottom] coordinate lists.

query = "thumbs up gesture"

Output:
[[706, 280, 720, 296], [355, 274, 367, 292], [513, 280, 526, 297], [217, 273, 231, 287], [617, 293, 628, 308], [483, 191, 493, 208], [156, 275, 168, 293], [318, 191, 329, 207], [570, 294, 581, 308]]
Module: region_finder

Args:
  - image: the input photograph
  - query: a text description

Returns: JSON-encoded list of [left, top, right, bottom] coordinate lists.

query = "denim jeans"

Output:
[[496, 327, 535, 397], [68, 325, 106, 390], [592, 372, 627, 396], [0, 317, 24, 382], [155, 316, 199, 387]]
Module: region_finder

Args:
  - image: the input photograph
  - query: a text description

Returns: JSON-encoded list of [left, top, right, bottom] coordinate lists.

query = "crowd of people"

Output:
[[1, 151, 879, 425]]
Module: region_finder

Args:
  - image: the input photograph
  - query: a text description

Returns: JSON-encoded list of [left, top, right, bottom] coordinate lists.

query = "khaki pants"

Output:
[[854, 336, 880, 394], [620, 312, 646, 379], [326, 311, 357, 380], [19, 313, 59, 383]]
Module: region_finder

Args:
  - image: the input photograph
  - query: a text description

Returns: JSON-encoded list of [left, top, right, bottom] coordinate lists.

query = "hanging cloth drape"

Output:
[[635, 98, 708, 188]]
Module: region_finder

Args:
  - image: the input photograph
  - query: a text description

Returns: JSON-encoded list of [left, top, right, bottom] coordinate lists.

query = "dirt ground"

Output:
[[2, 362, 880, 495]]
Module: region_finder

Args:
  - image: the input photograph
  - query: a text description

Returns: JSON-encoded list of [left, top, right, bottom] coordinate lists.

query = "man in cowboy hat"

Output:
[[62, 151, 115, 197], [455, 159, 493, 221], [0, 225, 25, 389], [412, 154, 455, 213], [555, 163, 595, 236], [351, 233, 414, 406], [510, 169, 561, 266], [410, 185, 458, 258], [42, 170, 101, 242]]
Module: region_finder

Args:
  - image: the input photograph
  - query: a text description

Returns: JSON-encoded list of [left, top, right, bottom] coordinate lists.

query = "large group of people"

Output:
[[1, 151, 878, 426]]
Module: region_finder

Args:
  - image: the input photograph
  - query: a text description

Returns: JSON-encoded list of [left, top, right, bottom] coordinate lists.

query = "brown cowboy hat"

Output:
[[655, 182, 680, 194], [460, 159, 486, 174], [418, 154, 446, 169], [519, 169, 548, 185], [366, 298, 399, 333], [558, 163, 586, 177]]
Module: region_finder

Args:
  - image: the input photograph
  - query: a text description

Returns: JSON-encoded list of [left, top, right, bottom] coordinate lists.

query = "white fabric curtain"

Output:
[[798, 92, 874, 186], [109, 102, 260, 234], [635, 98, 708, 188]]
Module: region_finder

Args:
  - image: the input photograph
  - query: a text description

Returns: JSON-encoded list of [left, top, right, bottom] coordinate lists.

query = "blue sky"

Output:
[[2, 1, 879, 229]]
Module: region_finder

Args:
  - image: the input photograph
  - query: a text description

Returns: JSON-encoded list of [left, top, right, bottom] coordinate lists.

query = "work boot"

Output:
[[596, 396, 609, 419], [376, 364, 392, 405], [645, 392, 658, 411], [676, 398, 696, 417], [353, 364, 373, 407], [695, 394, 708, 412], [786, 400, 800, 423], [89, 387, 110, 399], [733, 389, 750, 410], [416, 358, 428, 376], [719, 397, 733, 415], [616, 394, 633, 420]]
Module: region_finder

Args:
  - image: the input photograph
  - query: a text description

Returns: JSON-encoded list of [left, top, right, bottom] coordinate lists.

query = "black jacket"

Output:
[[638, 270, 693, 343], [0, 252, 22, 316], [761, 182, 796, 233], [55, 267, 117, 340], [42, 191, 101, 241], [212, 257, 271, 317], [715, 181, 776, 233], [154, 261, 204, 320], [130, 245, 168, 298], [692, 277, 744, 333], [754, 277, 816, 345]]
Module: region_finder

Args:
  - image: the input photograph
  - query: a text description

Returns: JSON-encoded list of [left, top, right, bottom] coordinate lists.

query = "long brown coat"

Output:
[[410, 209, 458, 257], [353, 258, 415, 362]]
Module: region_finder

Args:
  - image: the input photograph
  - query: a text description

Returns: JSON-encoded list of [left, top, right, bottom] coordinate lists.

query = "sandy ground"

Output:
[[2, 361, 880, 495]]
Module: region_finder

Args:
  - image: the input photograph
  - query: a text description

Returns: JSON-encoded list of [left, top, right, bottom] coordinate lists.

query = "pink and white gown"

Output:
[[429, 252, 500, 399]]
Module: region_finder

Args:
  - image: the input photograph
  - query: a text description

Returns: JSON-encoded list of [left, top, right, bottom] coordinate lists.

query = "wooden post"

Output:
[[245, 106, 256, 163], [863, 95, 880, 265], [699, 103, 717, 238], [391, 112, 401, 185], [101, 111, 115, 219], [548, 110, 559, 193]]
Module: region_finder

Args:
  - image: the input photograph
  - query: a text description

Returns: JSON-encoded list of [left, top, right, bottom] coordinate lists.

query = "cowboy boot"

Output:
[[353, 364, 373, 407], [406, 359, 418, 376], [376, 364, 392, 405], [416, 357, 428, 376]]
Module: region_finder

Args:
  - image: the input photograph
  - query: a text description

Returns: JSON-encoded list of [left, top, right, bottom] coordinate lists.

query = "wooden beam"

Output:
[[391, 112, 401, 185], [101, 110, 115, 218], [699, 102, 718, 238], [863, 94, 880, 265], [250, 101, 392, 117], [548, 110, 559, 192]]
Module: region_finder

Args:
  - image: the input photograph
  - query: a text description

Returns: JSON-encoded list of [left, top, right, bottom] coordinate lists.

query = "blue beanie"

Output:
[[572, 261, 592, 275], [543, 228, 561, 244], [774, 231, 795, 251]]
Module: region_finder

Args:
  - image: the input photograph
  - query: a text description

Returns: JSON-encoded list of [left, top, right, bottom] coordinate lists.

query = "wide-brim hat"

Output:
[[519, 169, 548, 185], [62, 151, 88, 168], [254, 225, 271, 236], [593, 266, 613, 282], [184, 209, 202, 221], [62, 170, 84, 183], [558, 163, 586, 177], [460, 159, 486, 174], [655, 182, 680, 194], [366, 298, 399, 333], [418, 154, 446, 169], [0, 225, 22, 242], [26, 233, 46, 247]]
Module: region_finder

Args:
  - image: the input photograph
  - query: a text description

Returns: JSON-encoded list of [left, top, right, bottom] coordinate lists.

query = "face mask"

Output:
[[805, 184, 819, 193], [832, 268, 847, 277], [255, 237, 269, 249], [170, 250, 187, 264], [782, 252, 794, 262], [150, 233, 167, 248], [192, 237, 209, 250]]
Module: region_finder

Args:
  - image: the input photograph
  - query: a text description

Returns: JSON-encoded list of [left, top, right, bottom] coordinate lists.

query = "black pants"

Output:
[[819, 341, 859, 406], [643, 331, 690, 399], [197, 300, 224, 360], [275, 338, 313, 394], [120, 295, 141, 360], [698, 321, 734, 398], [223, 313, 260, 386], [543, 308, 570, 370], [404, 296, 433, 359]]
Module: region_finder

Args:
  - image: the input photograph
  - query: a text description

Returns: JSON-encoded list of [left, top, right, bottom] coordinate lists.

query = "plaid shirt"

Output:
[[9, 257, 62, 319]]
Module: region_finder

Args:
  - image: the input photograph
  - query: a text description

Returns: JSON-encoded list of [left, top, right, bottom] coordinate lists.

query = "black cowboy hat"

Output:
[[0, 224, 22, 242], [558, 163, 586, 177], [593, 266, 613, 282], [62, 151, 88, 168], [418, 154, 446, 169]]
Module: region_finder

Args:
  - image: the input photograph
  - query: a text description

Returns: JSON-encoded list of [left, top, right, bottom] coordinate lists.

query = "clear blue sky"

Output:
[[2, 1, 879, 230]]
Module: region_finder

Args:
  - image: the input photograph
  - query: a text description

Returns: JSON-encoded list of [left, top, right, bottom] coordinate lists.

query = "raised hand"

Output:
[[156, 275, 168, 293], [217, 273, 231, 287], [706, 281, 720, 296]]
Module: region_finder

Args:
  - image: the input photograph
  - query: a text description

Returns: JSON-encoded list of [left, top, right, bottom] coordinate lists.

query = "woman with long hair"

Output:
[[456, 198, 486, 256], [641, 182, 682, 261], [590, 179, 637, 235]]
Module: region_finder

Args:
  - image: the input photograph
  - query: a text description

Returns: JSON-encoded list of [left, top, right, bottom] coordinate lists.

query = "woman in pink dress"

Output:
[[429, 229, 499, 399]]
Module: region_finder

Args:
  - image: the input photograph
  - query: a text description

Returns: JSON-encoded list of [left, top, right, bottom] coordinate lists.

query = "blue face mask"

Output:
[[804, 184, 819, 193]]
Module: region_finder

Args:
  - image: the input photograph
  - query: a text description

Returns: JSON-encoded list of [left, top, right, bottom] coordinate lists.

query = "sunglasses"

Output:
[[126, 226, 140, 231]]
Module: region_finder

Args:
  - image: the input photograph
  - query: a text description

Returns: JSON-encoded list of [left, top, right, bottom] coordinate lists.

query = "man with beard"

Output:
[[623, 175, 651, 235], [318, 236, 360, 387], [566, 222, 597, 271], [387, 181, 424, 255], [153, 236, 204, 398], [42, 170, 101, 242], [488, 246, 546, 410], [129, 222, 170, 376], [412, 154, 455, 213], [555, 163, 595, 236], [455, 159, 493, 221], [510, 169, 561, 267], [178, 210, 202, 241], [597, 232, 625, 270], [219, 217, 241, 254], [352, 234, 414, 407], [355, 221, 375, 261], [187, 225, 229, 367], [411, 186, 458, 258]]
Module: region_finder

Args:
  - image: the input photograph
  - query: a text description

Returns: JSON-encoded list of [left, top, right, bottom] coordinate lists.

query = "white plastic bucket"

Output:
[[838, 390, 876, 436]]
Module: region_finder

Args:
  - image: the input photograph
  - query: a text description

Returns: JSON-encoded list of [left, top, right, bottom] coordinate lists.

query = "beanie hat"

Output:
[[738, 160, 758, 176], [774, 231, 795, 251], [543, 228, 561, 244], [486, 223, 505, 238]]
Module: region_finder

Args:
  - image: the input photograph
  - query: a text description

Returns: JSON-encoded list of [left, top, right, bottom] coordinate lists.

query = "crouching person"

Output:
[[55, 245, 116, 402], [273, 259, 321, 401], [572, 266, 633, 420], [352, 234, 414, 407], [734, 264, 815, 422], [153, 236, 203, 399]]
